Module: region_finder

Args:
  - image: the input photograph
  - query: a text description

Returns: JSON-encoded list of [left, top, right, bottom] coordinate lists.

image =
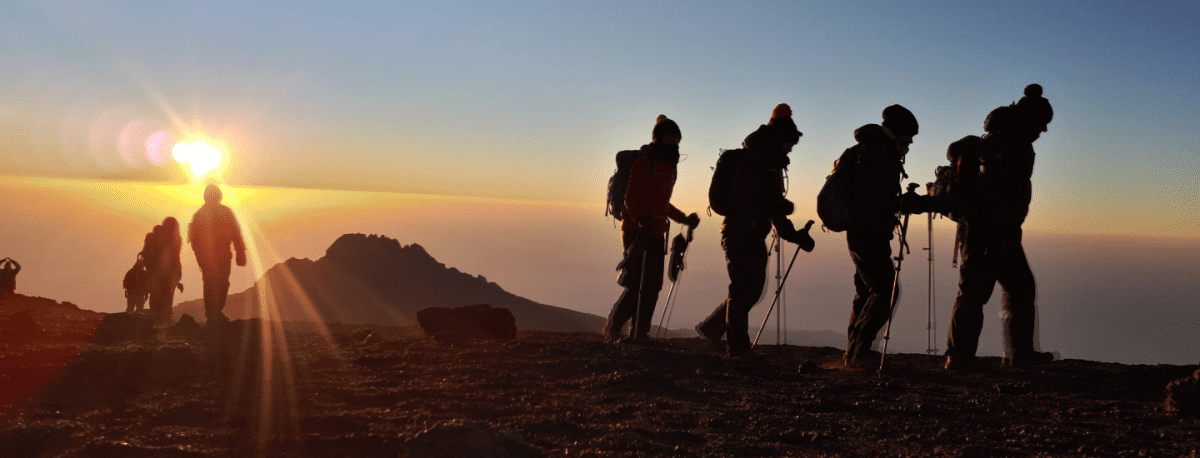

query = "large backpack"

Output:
[[605, 150, 650, 221], [929, 135, 982, 222], [707, 148, 748, 217], [123, 258, 148, 294], [815, 146, 859, 232]]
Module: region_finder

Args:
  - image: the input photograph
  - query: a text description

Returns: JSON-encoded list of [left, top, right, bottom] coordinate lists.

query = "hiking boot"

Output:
[[843, 349, 881, 370], [728, 347, 759, 362], [1003, 351, 1055, 367], [601, 320, 622, 344], [695, 322, 726, 352], [944, 355, 988, 371]]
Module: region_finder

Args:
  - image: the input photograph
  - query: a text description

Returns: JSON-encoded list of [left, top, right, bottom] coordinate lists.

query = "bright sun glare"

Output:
[[172, 141, 223, 178]]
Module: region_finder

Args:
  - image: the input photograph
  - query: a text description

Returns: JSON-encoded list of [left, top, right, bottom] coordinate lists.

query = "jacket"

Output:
[[622, 143, 687, 236], [847, 124, 904, 235]]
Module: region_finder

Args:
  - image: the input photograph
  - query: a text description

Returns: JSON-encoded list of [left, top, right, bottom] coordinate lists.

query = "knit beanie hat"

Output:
[[652, 115, 681, 142], [767, 103, 802, 144], [881, 104, 919, 137], [1015, 84, 1053, 126]]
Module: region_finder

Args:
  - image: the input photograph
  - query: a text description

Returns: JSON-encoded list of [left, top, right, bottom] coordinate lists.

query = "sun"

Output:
[[172, 141, 223, 178]]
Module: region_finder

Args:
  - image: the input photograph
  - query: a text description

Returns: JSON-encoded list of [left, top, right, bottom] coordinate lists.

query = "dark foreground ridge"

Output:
[[2, 294, 1199, 457]]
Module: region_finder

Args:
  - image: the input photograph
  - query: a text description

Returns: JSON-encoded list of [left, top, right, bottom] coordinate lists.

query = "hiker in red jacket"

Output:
[[602, 115, 701, 342]]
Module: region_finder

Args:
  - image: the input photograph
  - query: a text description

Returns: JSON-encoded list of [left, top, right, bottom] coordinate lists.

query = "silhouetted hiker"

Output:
[[0, 258, 21, 299], [695, 104, 815, 359], [123, 254, 149, 313], [830, 105, 921, 369], [942, 85, 1056, 370], [188, 184, 245, 323], [143, 217, 183, 326], [602, 115, 701, 342]]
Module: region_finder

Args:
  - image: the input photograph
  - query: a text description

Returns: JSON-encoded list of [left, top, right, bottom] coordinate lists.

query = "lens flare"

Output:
[[172, 141, 223, 178]]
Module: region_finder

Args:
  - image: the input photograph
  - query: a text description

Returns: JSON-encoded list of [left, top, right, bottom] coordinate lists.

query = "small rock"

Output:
[[797, 360, 819, 374], [417, 304, 517, 343], [90, 312, 154, 345], [1165, 369, 1200, 416], [169, 314, 203, 339]]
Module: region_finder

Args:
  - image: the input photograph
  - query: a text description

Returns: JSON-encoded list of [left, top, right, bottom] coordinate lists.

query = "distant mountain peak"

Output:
[[324, 233, 434, 267], [175, 233, 605, 333]]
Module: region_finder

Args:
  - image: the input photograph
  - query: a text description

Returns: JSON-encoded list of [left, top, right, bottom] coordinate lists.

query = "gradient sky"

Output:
[[1, 1, 1199, 363]]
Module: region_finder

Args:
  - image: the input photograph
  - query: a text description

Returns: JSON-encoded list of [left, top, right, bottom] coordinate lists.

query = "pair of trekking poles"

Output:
[[640, 222, 808, 344]]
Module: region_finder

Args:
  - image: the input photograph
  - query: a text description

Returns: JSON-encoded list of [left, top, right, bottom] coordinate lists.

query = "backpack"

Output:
[[605, 150, 650, 221], [815, 146, 859, 232], [707, 149, 748, 217], [123, 260, 147, 293], [929, 135, 982, 222]]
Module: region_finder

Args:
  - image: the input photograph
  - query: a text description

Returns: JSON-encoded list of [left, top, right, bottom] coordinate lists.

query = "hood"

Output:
[[742, 125, 790, 168], [852, 124, 890, 144], [639, 143, 681, 165]]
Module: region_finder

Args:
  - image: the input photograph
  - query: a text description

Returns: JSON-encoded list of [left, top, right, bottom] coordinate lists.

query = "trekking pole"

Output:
[[631, 234, 651, 340], [656, 224, 694, 337], [924, 182, 938, 356], [879, 183, 919, 374], [751, 221, 814, 349]]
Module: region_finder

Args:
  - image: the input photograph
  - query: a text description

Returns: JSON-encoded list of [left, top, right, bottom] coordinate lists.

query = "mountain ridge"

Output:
[[174, 233, 607, 333]]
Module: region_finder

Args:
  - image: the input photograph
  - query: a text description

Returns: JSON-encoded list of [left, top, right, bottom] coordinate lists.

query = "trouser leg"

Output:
[[998, 243, 1037, 355], [200, 260, 233, 320], [724, 234, 769, 354], [845, 231, 896, 358], [946, 238, 998, 358], [697, 301, 729, 339], [604, 232, 664, 339]]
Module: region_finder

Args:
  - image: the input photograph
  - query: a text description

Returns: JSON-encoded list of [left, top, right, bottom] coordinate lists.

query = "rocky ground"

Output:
[[1, 295, 1199, 457]]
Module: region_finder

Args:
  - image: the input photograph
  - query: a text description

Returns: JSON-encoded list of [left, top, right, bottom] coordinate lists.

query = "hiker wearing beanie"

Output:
[[840, 104, 920, 369], [695, 103, 815, 358], [944, 84, 1055, 370], [602, 115, 701, 342], [188, 184, 247, 323]]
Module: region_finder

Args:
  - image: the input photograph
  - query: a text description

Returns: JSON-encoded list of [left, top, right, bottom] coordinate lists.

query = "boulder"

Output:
[[399, 422, 540, 458], [169, 314, 203, 339], [1165, 368, 1200, 416], [90, 313, 154, 345], [417, 304, 516, 343]]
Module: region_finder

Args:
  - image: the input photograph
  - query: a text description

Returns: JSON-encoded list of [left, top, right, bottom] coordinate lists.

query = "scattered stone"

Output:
[[417, 304, 517, 343], [1165, 369, 1200, 416], [399, 422, 541, 458], [90, 312, 153, 345]]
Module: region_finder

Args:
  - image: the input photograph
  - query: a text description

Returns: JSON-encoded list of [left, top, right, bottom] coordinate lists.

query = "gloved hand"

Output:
[[788, 220, 816, 252], [771, 199, 795, 216], [899, 191, 930, 215], [683, 212, 700, 228], [236, 250, 247, 267]]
